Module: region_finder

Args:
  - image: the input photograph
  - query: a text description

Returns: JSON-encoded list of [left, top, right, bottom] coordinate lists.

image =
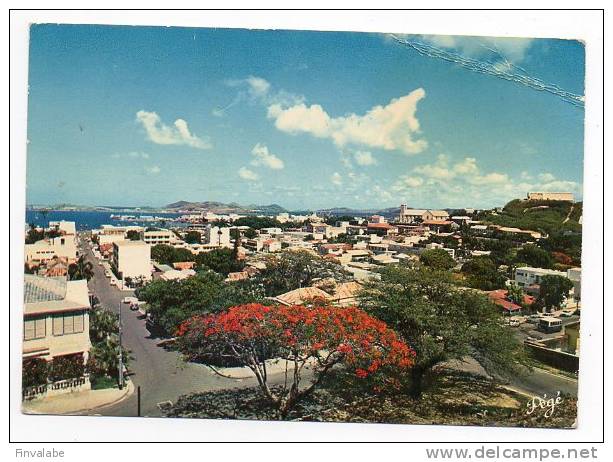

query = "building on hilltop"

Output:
[[397, 205, 450, 224], [527, 192, 574, 202]]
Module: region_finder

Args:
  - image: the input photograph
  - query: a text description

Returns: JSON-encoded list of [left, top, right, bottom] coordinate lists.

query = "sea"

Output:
[[25, 210, 185, 231]]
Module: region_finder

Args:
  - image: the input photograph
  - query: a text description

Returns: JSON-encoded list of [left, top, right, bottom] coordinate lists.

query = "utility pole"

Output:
[[118, 301, 124, 390]]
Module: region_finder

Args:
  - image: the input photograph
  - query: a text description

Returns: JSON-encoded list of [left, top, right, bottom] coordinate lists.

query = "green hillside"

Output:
[[481, 199, 582, 235]]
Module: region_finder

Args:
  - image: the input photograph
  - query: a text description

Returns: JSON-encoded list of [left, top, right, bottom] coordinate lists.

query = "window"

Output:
[[52, 312, 85, 336], [23, 316, 46, 340]]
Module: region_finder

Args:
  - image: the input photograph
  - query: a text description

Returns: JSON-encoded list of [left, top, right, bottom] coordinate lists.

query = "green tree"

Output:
[[87, 306, 129, 383], [461, 256, 506, 290], [25, 224, 45, 244], [256, 250, 351, 296], [151, 244, 195, 265], [359, 265, 524, 398], [136, 272, 227, 335], [420, 248, 455, 271], [195, 248, 244, 276], [184, 231, 202, 244], [243, 228, 257, 239], [68, 255, 94, 281], [126, 230, 141, 241], [516, 244, 554, 269], [233, 216, 282, 230], [506, 284, 526, 306], [535, 275, 574, 311]]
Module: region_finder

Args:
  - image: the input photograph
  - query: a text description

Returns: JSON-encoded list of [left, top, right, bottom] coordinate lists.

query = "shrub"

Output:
[[22, 358, 49, 388]]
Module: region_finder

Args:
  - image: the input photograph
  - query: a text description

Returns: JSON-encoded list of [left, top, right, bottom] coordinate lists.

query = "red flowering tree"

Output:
[[176, 303, 415, 418]]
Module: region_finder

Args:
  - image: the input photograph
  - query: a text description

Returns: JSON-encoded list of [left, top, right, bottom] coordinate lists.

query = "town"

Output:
[[21, 191, 581, 424]]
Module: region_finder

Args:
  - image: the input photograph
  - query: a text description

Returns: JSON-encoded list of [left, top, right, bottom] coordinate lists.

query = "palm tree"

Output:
[[68, 255, 94, 281]]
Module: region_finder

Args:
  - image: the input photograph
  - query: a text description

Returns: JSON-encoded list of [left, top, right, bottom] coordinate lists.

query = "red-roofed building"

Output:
[[173, 261, 195, 270], [488, 289, 535, 314], [366, 222, 398, 236]]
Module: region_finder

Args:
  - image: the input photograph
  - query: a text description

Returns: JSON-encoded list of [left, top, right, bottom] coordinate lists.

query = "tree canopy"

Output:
[[126, 230, 141, 241], [535, 275, 574, 311], [194, 248, 244, 276], [420, 248, 456, 271], [516, 244, 554, 269], [135, 272, 264, 335], [151, 244, 195, 265], [256, 250, 351, 296], [461, 256, 506, 291], [359, 265, 523, 398], [176, 303, 414, 418], [184, 231, 202, 244]]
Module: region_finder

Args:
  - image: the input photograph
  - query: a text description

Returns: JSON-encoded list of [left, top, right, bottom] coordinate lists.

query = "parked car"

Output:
[[527, 314, 543, 324], [122, 296, 138, 304], [559, 309, 576, 317]]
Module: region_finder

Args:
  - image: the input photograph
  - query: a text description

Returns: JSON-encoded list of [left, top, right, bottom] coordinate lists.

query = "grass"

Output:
[[90, 375, 119, 390], [482, 199, 582, 235]]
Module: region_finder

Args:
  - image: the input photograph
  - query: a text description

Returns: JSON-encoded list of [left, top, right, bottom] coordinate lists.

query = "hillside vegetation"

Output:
[[481, 199, 582, 235]]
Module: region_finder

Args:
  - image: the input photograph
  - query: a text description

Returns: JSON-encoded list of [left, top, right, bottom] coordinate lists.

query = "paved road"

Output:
[[508, 365, 578, 397], [444, 357, 578, 398], [80, 237, 287, 417]]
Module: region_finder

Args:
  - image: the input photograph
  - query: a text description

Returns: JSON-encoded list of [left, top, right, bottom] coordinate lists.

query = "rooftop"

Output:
[[24, 275, 90, 315]]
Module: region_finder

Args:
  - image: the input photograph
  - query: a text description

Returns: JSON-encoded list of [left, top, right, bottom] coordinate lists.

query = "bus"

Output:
[[538, 316, 563, 333]]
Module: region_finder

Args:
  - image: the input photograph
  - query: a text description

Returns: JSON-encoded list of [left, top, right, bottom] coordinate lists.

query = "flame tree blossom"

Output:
[[176, 303, 415, 418]]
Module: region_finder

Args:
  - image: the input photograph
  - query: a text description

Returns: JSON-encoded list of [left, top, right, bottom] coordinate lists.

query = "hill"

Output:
[[164, 201, 287, 215], [481, 199, 582, 235]]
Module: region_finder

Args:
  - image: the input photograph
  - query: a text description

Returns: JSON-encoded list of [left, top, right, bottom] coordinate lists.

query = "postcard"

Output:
[[21, 23, 584, 429]]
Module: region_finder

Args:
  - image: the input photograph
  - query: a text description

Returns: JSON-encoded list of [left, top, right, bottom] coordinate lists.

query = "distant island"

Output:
[[26, 201, 410, 217]]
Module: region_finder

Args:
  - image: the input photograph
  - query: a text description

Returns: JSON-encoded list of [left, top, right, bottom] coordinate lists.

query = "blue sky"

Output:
[[26, 25, 585, 210]]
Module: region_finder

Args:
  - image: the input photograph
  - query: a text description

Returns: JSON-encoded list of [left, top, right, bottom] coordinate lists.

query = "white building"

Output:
[[203, 225, 231, 247], [143, 229, 175, 245], [23, 275, 91, 364], [527, 192, 574, 202], [397, 205, 449, 224], [25, 236, 78, 265], [48, 220, 76, 235], [566, 267, 582, 301], [514, 267, 567, 288], [112, 240, 152, 282]]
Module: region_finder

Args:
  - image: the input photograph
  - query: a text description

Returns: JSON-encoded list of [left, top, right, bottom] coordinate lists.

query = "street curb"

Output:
[[23, 380, 135, 416], [500, 384, 534, 399], [86, 380, 135, 413]]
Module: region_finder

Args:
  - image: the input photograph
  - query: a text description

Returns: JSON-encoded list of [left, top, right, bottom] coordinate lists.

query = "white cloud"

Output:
[[394, 176, 424, 189], [136, 110, 211, 149], [245, 76, 271, 98], [419, 35, 535, 63], [112, 151, 150, 160], [331, 172, 343, 186], [129, 151, 150, 159], [145, 165, 161, 175], [354, 151, 377, 166], [392, 154, 582, 208], [238, 167, 259, 181], [222, 76, 304, 114], [267, 88, 428, 155], [538, 172, 556, 182], [250, 143, 285, 170]]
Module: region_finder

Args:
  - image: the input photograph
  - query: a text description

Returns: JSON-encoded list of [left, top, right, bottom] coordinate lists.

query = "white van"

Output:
[[538, 316, 563, 333]]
